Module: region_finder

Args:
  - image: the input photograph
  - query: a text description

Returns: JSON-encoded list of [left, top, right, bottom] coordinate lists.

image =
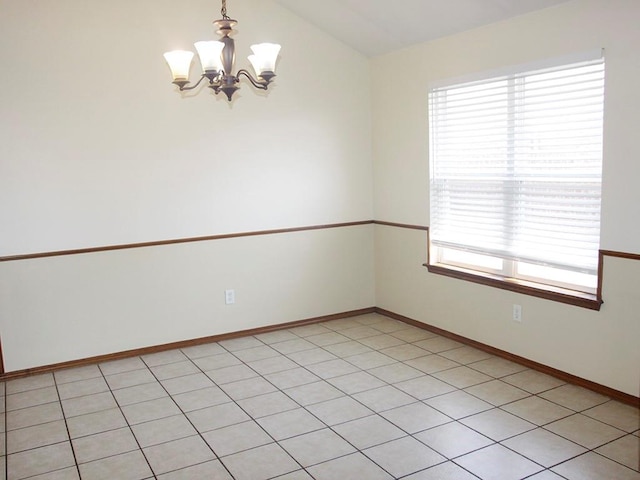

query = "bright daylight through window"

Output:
[[428, 51, 605, 301]]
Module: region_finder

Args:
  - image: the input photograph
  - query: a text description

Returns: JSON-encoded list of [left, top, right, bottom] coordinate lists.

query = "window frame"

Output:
[[426, 51, 605, 310]]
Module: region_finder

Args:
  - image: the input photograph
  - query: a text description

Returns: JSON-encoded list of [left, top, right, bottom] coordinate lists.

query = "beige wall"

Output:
[[372, 0, 640, 396], [0, 0, 374, 370]]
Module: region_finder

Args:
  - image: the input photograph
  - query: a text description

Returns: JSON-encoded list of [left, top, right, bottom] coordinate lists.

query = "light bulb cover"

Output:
[[248, 43, 281, 76], [194, 41, 225, 73], [163, 50, 194, 81]]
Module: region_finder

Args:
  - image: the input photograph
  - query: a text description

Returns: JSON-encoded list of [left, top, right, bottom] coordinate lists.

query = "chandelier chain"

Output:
[[221, 0, 230, 19]]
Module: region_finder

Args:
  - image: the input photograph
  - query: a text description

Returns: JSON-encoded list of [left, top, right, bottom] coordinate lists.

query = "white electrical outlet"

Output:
[[225, 289, 235, 305], [513, 304, 522, 322]]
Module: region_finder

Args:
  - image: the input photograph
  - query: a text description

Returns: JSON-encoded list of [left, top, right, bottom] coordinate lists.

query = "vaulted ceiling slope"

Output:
[[273, 0, 572, 57]]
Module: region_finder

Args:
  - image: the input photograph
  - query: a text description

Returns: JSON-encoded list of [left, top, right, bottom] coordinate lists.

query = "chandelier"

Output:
[[163, 0, 281, 101]]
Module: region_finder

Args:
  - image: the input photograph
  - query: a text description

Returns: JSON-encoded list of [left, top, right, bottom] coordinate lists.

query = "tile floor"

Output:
[[2, 313, 639, 479]]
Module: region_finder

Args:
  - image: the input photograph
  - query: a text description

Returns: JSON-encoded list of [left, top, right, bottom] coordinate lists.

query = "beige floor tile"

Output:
[[270, 470, 314, 480], [271, 338, 316, 355], [284, 381, 344, 406], [220, 377, 277, 400], [111, 382, 168, 407], [456, 444, 543, 480], [7, 420, 69, 454], [180, 342, 225, 359], [121, 396, 181, 425], [131, 413, 197, 448], [61, 391, 117, 418], [460, 408, 536, 441], [539, 384, 610, 412], [405, 355, 460, 374], [219, 336, 264, 352], [8, 442, 75, 479], [202, 420, 273, 456], [325, 317, 369, 331], [413, 336, 464, 353], [380, 343, 430, 361], [246, 355, 298, 375], [143, 435, 216, 475], [327, 371, 387, 395], [353, 385, 415, 412], [286, 347, 338, 366], [171, 385, 230, 412], [221, 443, 299, 480], [595, 434, 640, 471], [205, 364, 259, 385], [307, 452, 393, 480], [162, 372, 215, 395], [440, 346, 493, 365], [395, 375, 457, 400], [370, 319, 409, 334], [335, 325, 381, 340], [332, 415, 405, 449], [464, 379, 530, 406], [288, 324, 333, 337], [525, 472, 567, 480], [280, 428, 355, 467], [105, 369, 157, 390], [305, 332, 350, 347], [7, 402, 63, 431], [503, 370, 566, 394], [58, 377, 110, 401], [7, 387, 59, 412], [552, 452, 640, 480], [344, 351, 396, 370], [306, 359, 360, 379], [403, 461, 483, 479], [306, 396, 373, 426], [257, 408, 325, 441], [191, 352, 242, 371], [426, 390, 493, 419], [390, 326, 439, 343], [78, 450, 153, 480], [358, 334, 405, 350], [363, 436, 445, 478], [141, 349, 188, 367], [467, 357, 528, 378], [231, 345, 280, 363], [156, 460, 233, 479], [323, 341, 373, 358], [187, 402, 250, 433], [381, 402, 451, 434], [72, 427, 139, 464], [432, 365, 493, 389], [546, 413, 626, 449], [583, 400, 640, 432], [99, 357, 147, 376], [502, 428, 587, 467], [502, 396, 574, 425], [150, 360, 200, 380], [368, 363, 424, 384], [6, 374, 55, 395], [264, 368, 321, 390], [237, 390, 298, 418], [415, 421, 493, 458], [254, 329, 299, 344], [28, 466, 81, 479], [66, 407, 128, 439]]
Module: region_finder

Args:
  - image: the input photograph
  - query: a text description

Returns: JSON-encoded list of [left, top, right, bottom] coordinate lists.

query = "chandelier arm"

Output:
[[236, 69, 269, 90], [174, 74, 210, 91]]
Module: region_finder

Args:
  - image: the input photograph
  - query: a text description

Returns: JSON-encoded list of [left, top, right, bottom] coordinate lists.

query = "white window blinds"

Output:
[[429, 52, 605, 276]]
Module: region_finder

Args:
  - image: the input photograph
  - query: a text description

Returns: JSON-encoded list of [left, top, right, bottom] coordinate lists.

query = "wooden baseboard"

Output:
[[0, 307, 375, 381], [2, 305, 637, 408], [375, 307, 640, 408]]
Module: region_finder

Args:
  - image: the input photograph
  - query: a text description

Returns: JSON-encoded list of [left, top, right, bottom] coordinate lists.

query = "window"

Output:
[[428, 51, 605, 305]]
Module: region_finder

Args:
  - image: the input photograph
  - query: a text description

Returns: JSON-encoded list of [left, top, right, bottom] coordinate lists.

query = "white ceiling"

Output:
[[273, 0, 572, 57]]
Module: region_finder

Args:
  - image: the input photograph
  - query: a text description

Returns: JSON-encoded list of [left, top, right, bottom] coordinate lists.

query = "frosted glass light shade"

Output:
[[194, 41, 225, 72], [163, 50, 194, 81], [248, 43, 281, 76]]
